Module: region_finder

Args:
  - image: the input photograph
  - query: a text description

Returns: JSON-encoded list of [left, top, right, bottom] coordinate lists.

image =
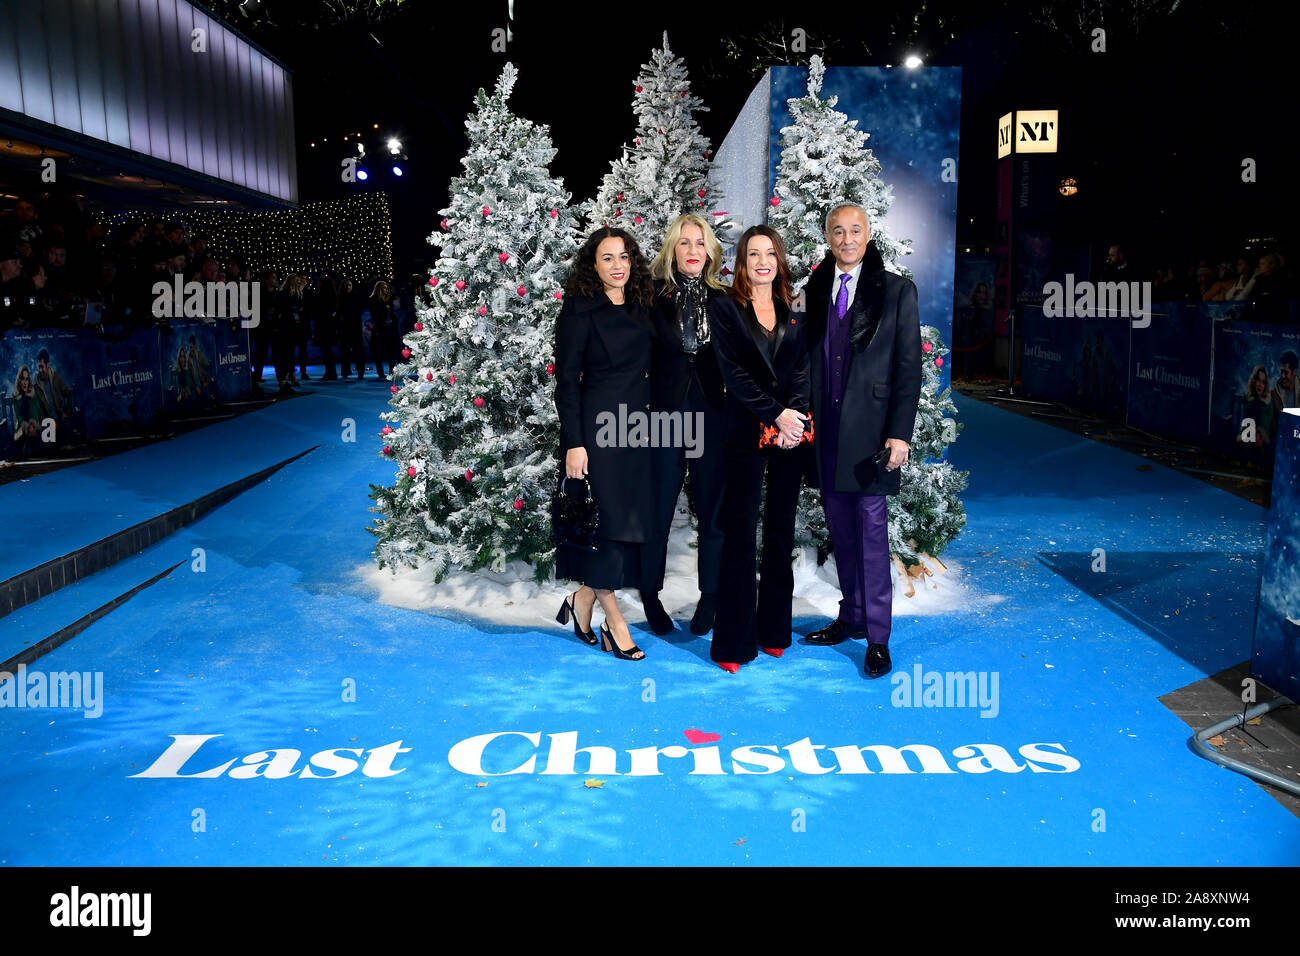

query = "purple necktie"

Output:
[[835, 273, 851, 319]]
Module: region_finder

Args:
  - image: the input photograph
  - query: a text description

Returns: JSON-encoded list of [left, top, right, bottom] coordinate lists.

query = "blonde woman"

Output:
[[639, 214, 731, 636], [283, 274, 309, 386]]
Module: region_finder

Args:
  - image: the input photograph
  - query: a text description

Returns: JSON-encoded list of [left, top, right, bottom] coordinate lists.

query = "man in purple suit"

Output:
[[799, 203, 921, 678]]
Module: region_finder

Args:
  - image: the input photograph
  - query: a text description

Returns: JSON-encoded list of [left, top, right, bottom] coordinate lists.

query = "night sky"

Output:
[[235, 0, 1295, 276]]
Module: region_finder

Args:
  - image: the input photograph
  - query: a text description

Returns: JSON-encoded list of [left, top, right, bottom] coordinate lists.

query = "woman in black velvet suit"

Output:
[[708, 225, 811, 671], [553, 228, 658, 661]]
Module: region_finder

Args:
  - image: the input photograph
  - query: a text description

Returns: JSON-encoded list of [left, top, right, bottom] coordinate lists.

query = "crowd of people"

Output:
[[1101, 243, 1296, 322], [1, 192, 420, 396]]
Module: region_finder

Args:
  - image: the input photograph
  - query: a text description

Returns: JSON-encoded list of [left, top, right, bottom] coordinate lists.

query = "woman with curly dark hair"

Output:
[[553, 227, 658, 661]]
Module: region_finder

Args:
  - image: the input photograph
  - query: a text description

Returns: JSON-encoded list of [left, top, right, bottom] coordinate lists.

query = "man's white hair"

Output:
[[824, 202, 870, 233]]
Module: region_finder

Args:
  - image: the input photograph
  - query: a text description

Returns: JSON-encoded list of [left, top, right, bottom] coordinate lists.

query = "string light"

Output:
[[97, 193, 395, 284]]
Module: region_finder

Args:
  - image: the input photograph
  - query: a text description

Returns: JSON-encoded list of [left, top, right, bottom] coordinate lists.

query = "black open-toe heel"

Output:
[[556, 592, 598, 646], [600, 622, 645, 661]]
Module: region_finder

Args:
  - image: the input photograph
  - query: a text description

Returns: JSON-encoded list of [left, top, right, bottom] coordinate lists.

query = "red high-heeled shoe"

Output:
[[760, 647, 784, 657], [716, 662, 740, 673]]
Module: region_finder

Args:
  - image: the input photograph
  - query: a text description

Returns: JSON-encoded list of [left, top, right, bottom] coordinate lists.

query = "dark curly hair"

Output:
[[565, 228, 655, 308]]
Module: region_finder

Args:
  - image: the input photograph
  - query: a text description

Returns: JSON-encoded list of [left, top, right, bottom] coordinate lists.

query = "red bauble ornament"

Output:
[[553, 291, 563, 299], [698, 189, 706, 198], [680, 91, 686, 98], [426, 372, 433, 381], [546, 363, 555, 375], [635, 85, 643, 92], [498, 252, 509, 263], [441, 218, 449, 230], [517, 286, 527, 296], [381, 425, 393, 435], [811, 262, 819, 271], [407, 466, 416, 477], [614, 210, 621, 217], [428, 276, 438, 287], [704, 149, 710, 158], [401, 348, 411, 358], [634, 215, 642, 224], [413, 322, 423, 331], [513, 498, 523, 511], [390, 385, 398, 393], [769, 196, 780, 206], [635, 138, 640, 146], [935, 357, 944, 367], [449, 374, 456, 384], [464, 469, 473, 481], [922, 342, 933, 353], [616, 193, 623, 201], [657, 129, 663, 134], [382, 445, 392, 456], [455, 279, 466, 290], [478, 306, 487, 316], [550, 208, 557, 218], [482, 206, 491, 216], [473, 396, 485, 407]]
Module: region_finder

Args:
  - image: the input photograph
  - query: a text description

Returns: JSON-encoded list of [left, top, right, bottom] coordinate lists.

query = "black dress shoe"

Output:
[[799, 618, 864, 646], [689, 593, 716, 635], [864, 643, 891, 679], [641, 591, 674, 636]]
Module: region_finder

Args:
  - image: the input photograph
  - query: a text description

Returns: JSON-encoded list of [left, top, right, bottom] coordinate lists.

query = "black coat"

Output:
[[554, 291, 657, 543], [804, 243, 922, 495], [649, 277, 726, 411], [708, 295, 811, 446]]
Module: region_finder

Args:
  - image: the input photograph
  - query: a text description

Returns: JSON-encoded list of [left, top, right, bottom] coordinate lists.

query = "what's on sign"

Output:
[[998, 110, 1059, 158]]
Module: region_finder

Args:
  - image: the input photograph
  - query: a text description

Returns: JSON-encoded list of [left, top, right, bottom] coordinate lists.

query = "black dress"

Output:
[[553, 291, 657, 590]]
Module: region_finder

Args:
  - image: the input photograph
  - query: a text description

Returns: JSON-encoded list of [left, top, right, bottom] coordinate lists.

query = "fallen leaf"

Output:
[[733, 838, 746, 845], [476, 782, 487, 788], [584, 779, 605, 789], [1245, 717, 1262, 726], [1206, 734, 1226, 748]]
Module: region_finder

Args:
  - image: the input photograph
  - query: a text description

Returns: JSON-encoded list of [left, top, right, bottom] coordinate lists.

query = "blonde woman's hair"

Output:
[[371, 280, 391, 300], [651, 214, 727, 292], [286, 274, 308, 297]]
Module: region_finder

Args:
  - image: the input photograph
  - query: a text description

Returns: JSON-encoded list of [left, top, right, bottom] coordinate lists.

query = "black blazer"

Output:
[[708, 295, 811, 447], [649, 277, 726, 411], [803, 243, 922, 495], [553, 291, 657, 542]]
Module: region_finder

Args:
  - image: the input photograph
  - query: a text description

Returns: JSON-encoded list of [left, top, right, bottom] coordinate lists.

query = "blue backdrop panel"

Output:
[[768, 65, 960, 382], [1253, 408, 1300, 701], [83, 326, 164, 440], [212, 322, 252, 403], [1018, 306, 1130, 417], [0, 327, 88, 459], [1210, 321, 1300, 464], [1126, 303, 1213, 442]]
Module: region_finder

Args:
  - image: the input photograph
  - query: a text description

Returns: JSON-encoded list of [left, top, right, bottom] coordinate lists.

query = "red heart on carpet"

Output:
[[683, 729, 721, 744]]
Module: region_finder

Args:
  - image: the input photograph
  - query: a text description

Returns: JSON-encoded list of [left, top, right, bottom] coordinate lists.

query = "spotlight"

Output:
[[904, 54, 923, 68], [392, 165, 404, 177], [357, 169, 369, 181], [387, 137, 402, 155]]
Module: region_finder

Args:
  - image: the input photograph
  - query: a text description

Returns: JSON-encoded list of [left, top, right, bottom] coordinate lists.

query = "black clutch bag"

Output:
[[551, 476, 599, 552]]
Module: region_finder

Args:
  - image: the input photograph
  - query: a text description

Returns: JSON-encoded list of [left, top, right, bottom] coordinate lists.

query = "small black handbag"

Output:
[[551, 476, 600, 552]]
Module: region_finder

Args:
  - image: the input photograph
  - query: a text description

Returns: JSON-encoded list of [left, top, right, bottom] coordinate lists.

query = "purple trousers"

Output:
[[821, 488, 892, 645]]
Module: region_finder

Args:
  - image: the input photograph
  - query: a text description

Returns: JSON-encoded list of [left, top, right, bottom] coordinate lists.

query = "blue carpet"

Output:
[[1, 377, 1296, 865]]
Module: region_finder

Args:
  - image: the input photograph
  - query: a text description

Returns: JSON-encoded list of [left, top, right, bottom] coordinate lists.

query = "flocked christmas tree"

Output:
[[769, 56, 967, 573], [769, 56, 912, 288], [368, 63, 580, 582], [585, 32, 727, 247]]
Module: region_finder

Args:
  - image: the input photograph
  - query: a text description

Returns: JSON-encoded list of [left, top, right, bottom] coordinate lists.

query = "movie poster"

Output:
[[82, 327, 164, 440], [1018, 306, 1130, 418], [1252, 408, 1300, 702], [160, 320, 219, 413], [1126, 303, 1213, 443], [952, 254, 997, 378], [1209, 320, 1300, 465], [212, 321, 252, 403], [0, 327, 88, 460]]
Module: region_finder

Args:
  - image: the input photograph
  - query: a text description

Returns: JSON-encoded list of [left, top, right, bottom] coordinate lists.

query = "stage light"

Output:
[[904, 54, 923, 68], [387, 137, 402, 155], [357, 142, 365, 155], [1058, 177, 1079, 197], [357, 169, 369, 181], [392, 165, 403, 177]]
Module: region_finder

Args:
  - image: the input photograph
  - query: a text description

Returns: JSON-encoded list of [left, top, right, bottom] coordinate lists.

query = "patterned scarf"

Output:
[[676, 270, 710, 352]]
